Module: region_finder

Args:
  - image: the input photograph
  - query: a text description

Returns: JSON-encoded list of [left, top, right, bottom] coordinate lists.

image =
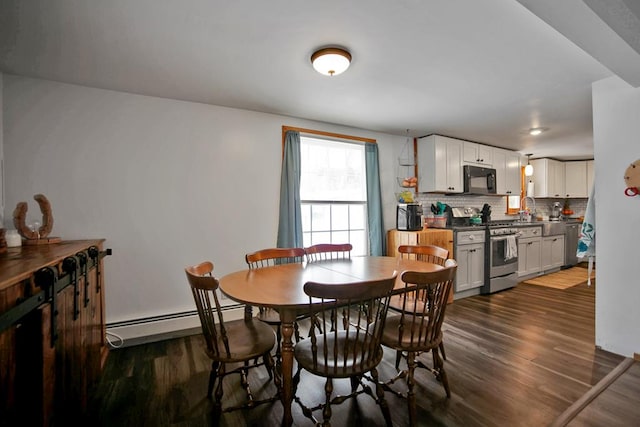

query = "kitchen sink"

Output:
[[541, 221, 566, 236]]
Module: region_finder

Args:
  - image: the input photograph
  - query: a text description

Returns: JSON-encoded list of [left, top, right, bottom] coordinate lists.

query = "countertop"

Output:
[[448, 219, 582, 232]]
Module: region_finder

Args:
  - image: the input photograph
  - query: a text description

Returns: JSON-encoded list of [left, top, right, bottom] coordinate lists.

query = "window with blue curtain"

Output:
[[277, 128, 385, 256]]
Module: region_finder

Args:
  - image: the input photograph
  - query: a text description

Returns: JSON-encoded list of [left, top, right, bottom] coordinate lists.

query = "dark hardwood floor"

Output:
[[87, 281, 629, 426]]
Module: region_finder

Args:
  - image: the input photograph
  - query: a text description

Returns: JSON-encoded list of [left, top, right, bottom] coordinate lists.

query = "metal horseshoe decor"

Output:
[[12, 194, 61, 244], [624, 159, 640, 197]]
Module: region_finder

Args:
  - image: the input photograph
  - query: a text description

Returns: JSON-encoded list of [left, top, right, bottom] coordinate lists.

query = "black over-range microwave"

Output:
[[463, 165, 497, 195]]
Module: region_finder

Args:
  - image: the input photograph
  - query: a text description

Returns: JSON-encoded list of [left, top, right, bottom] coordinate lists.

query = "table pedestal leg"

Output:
[[280, 311, 295, 427]]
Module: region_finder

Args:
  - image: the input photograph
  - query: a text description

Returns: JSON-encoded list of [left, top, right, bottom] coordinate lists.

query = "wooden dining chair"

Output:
[[245, 247, 306, 359], [392, 244, 450, 363], [379, 261, 457, 426], [304, 243, 353, 262], [292, 275, 397, 427], [184, 261, 279, 419]]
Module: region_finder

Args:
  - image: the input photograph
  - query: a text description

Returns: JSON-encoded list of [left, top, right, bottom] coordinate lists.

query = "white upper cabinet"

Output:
[[564, 161, 588, 198], [587, 160, 594, 195], [463, 141, 493, 166], [531, 158, 565, 198], [417, 135, 463, 193], [493, 148, 521, 195]]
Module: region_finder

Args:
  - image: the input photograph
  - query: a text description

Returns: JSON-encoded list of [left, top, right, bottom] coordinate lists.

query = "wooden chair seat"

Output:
[[381, 316, 444, 351], [254, 308, 281, 325], [205, 319, 276, 363], [294, 331, 384, 378], [388, 290, 428, 314]]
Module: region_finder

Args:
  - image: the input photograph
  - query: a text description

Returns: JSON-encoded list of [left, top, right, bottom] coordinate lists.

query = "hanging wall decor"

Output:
[[624, 159, 640, 197]]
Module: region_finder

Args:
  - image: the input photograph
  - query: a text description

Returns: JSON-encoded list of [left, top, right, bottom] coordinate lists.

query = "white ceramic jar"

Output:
[[5, 230, 22, 247]]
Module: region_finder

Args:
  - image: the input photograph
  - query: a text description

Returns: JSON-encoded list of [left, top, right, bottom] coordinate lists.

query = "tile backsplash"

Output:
[[414, 194, 588, 220]]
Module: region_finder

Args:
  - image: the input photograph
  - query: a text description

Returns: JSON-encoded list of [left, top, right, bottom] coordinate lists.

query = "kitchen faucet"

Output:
[[520, 196, 536, 221]]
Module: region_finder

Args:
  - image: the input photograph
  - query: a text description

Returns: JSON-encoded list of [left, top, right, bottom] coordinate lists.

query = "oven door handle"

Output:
[[490, 235, 518, 241]]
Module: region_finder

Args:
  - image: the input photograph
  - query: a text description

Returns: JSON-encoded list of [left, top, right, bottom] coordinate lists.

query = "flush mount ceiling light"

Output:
[[311, 47, 351, 76], [529, 127, 547, 136], [524, 153, 534, 176]]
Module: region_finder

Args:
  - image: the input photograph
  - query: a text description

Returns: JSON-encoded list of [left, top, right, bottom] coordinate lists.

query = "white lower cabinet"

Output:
[[454, 230, 485, 292], [518, 237, 541, 277], [517, 226, 542, 277], [541, 235, 565, 271]]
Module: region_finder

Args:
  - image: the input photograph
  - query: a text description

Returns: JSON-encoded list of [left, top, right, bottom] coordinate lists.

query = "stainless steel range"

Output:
[[483, 223, 520, 294]]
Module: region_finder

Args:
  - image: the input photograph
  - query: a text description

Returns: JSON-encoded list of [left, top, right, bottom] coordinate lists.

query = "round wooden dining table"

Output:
[[218, 255, 445, 427]]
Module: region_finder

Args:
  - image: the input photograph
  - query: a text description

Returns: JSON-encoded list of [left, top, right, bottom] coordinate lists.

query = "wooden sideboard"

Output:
[[0, 240, 110, 426]]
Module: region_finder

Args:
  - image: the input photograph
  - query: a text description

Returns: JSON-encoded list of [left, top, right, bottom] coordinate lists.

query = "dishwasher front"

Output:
[[564, 222, 580, 267]]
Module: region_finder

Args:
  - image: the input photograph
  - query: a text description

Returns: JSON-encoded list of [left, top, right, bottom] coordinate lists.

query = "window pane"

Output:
[[350, 230, 367, 256], [508, 195, 520, 210], [311, 205, 330, 231], [301, 204, 311, 232], [349, 204, 366, 230], [303, 232, 312, 247], [312, 231, 331, 245], [331, 205, 349, 231], [300, 137, 366, 202], [331, 231, 349, 244]]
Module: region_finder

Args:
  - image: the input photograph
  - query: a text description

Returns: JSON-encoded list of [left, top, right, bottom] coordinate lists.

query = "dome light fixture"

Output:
[[529, 127, 546, 136], [524, 153, 534, 176], [311, 47, 352, 76]]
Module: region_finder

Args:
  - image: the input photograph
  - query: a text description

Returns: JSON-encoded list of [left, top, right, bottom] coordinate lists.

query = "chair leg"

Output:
[[266, 352, 281, 392], [350, 375, 360, 393], [433, 347, 451, 398], [264, 352, 274, 380], [323, 378, 334, 426], [215, 363, 226, 404], [439, 341, 447, 361], [207, 361, 219, 398], [275, 324, 282, 362], [370, 367, 393, 427], [406, 352, 417, 427], [294, 321, 301, 342], [395, 350, 403, 370]]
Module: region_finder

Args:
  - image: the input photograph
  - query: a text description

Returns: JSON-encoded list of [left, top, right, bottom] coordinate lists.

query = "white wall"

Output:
[[2, 75, 403, 327], [592, 76, 640, 356]]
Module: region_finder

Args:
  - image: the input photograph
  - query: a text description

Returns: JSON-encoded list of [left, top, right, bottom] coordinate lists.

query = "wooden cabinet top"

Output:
[[0, 239, 105, 291]]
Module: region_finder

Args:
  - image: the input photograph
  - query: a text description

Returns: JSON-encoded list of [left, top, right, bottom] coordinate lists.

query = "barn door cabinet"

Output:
[[0, 240, 110, 426]]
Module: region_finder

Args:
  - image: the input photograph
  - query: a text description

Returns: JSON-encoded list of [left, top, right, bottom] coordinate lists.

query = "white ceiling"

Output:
[[1, 0, 639, 160]]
